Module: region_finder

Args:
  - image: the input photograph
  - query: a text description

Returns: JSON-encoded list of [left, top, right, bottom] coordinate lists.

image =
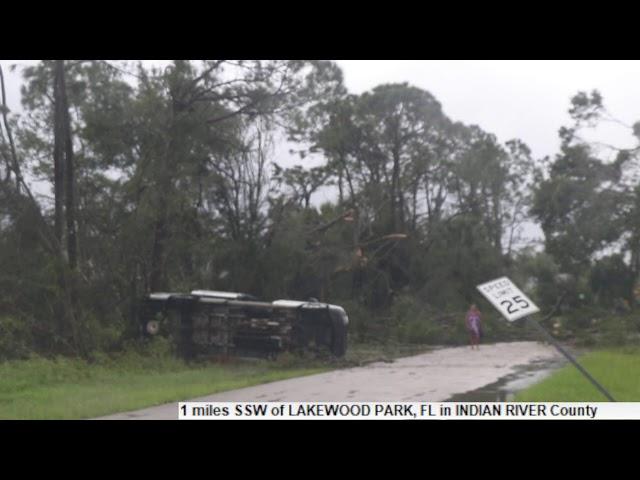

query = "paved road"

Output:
[[97, 341, 562, 420]]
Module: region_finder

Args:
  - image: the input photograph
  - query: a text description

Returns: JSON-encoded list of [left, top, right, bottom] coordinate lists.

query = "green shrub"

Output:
[[0, 316, 35, 361], [338, 299, 372, 343], [389, 296, 463, 345], [600, 317, 631, 347]]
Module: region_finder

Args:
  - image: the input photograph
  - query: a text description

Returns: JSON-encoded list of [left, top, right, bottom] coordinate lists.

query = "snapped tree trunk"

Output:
[[53, 60, 79, 270], [149, 212, 169, 291], [52, 60, 84, 356], [53, 61, 66, 250], [61, 69, 78, 270]]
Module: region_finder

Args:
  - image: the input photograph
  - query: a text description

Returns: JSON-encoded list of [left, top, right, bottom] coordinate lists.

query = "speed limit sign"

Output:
[[476, 276, 616, 401], [476, 276, 540, 321]]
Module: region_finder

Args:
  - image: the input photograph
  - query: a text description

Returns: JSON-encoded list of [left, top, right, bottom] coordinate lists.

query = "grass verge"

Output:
[[0, 355, 323, 420], [514, 347, 640, 402], [0, 340, 433, 419]]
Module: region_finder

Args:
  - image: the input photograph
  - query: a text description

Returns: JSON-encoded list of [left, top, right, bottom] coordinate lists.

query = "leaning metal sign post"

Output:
[[477, 276, 616, 402]]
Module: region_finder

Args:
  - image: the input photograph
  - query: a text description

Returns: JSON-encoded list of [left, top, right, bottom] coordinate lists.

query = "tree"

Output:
[[1, 59, 558, 356], [291, 82, 538, 309], [590, 254, 635, 306], [272, 164, 329, 209], [2, 59, 346, 355], [532, 91, 637, 277]]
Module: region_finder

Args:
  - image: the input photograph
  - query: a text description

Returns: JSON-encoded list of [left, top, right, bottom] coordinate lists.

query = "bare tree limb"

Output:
[[0, 64, 22, 192]]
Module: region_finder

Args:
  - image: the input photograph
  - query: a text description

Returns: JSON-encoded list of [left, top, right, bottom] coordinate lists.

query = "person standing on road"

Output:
[[466, 304, 482, 350]]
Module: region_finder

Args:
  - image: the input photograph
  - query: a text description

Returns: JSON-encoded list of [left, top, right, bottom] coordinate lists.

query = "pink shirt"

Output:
[[466, 310, 481, 333]]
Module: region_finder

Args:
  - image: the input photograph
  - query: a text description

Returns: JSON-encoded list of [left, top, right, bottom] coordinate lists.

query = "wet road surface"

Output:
[[97, 341, 564, 420]]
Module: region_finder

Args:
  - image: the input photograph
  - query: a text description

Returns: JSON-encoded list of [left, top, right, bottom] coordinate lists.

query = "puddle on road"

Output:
[[446, 356, 568, 402]]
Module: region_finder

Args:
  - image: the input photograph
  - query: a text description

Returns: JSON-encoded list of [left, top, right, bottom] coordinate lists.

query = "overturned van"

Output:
[[139, 290, 348, 359]]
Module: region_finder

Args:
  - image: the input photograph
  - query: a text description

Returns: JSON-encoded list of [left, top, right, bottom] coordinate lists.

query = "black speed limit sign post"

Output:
[[477, 276, 616, 402]]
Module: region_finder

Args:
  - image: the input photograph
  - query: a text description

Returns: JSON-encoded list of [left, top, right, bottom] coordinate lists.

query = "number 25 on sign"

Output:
[[476, 277, 540, 322]]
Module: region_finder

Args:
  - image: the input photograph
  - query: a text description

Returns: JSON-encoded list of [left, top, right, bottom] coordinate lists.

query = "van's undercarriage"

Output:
[[140, 293, 348, 360]]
